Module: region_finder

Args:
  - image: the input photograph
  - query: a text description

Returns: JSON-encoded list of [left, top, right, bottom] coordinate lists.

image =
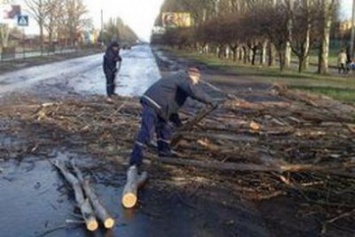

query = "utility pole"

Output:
[[350, 0, 355, 59], [101, 9, 103, 31]]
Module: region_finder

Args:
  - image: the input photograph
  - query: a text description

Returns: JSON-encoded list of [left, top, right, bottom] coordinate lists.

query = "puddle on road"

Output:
[[0, 145, 266, 237], [68, 45, 162, 98], [0, 45, 271, 237], [0, 149, 152, 237]]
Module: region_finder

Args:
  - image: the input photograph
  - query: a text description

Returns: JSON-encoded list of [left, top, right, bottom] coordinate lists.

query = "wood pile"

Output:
[[0, 86, 354, 230], [52, 160, 115, 231]]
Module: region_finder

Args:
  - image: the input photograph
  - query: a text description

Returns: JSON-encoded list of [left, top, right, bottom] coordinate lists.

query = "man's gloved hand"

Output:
[[169, 113, 183, 128], [209, 100, 219, 108]]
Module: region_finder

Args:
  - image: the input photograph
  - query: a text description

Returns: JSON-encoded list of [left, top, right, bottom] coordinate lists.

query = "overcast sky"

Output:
[[85, 0, 165, 41], [341, 0, 352, 20], [7, 0, 355, 40], [89, 0, 354, 40]]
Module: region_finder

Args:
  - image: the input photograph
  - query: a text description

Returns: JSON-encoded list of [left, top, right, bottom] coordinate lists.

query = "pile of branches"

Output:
[[0, 86, 355, 232]]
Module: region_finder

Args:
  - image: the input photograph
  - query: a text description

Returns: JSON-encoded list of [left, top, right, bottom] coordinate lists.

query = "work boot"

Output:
[[106, 97, 113, 103], [128, 162, 143, 175]]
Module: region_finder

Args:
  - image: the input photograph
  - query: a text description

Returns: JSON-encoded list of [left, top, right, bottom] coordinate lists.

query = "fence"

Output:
[[0, 44, 103, 62]]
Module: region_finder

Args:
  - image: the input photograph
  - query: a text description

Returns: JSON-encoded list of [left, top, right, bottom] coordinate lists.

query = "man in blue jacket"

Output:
[[103, 41, 122, 102], [129, 67, 218, 168]]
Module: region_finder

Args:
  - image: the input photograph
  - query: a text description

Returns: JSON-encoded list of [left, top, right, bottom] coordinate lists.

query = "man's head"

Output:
[[187, 67, 201, 85], [111, 41, 120, 51]]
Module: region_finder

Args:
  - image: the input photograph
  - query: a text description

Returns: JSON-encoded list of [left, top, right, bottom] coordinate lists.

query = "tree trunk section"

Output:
[[53, 160, 98, 231], [268, 43, 276, 66], [285, 41, 291, 69], [72, 164, 115, 229], [122, 166, 148, 208], [260, 41, 267, 65], [318, 0, 333, 74], [278, 48, 286, 71]]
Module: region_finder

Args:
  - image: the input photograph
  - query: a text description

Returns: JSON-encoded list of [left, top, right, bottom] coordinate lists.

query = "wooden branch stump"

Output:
[[71, 162, 115, 229], [82, 180, 115, 229], [122, 166, 148, 208], [52, 160, 98, 231]]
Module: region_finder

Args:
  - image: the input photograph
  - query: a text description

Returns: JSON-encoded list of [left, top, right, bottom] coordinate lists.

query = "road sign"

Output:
[[17, 15, 28, 26]]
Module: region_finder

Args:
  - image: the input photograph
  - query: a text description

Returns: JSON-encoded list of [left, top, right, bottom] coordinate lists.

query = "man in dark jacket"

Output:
[[103, 41, 122, 101], [129, 67, 218, 168]]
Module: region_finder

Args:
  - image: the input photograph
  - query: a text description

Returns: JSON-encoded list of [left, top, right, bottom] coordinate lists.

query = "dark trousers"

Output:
[[105, 72, 116, 96], [129, 103, 172, 166], [338, 63, 347, 74]]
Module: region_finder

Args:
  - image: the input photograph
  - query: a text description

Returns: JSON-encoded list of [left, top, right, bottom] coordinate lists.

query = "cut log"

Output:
[[52, 160, 98, 231], [71, 163, 115, 229], [155, 157, 282, 172], [153, 156, 355, 174], [178, 132, 258, 143], [82, 180, 115, 229], [122, 166, 148, 208]]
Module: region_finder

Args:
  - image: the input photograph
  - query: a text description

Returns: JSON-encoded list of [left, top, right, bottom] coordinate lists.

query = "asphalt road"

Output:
[[0, 45, 160, 98], [0, 45, 271, 237]]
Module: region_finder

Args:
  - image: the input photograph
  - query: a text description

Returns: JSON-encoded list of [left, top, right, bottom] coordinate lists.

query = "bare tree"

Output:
[[0, 24, 11, 48], [255, 5, 290, 70], [0, 0, 14, 48], [43, 0, 61, 47], [317, 0, 339, 74], [290, 0, 318, 72], [156, 0, 340, 74], [24, 0, 48, 53], [63, 0, 88, 46], [102, 17, 138, 45]]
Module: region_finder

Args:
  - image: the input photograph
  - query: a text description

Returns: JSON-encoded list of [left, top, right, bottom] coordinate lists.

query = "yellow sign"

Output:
[[162, 12, 191, 28]]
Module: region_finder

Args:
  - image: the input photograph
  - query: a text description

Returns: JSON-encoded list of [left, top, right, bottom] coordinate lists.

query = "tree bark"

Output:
[[318, 0, 333, 74], [52, 160, 98, 231], [268, 42, 276, 66], [285, 41, 292, 69], [260, 41, 267, 65], [72, 163, 115, 229], [122, 166, 148, 208]]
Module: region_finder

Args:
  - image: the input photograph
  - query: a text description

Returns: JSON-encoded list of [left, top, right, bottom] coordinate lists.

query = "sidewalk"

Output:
[[1, 48, 77, 62]]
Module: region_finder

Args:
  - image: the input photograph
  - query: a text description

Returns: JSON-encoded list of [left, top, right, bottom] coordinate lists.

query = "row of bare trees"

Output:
[[100, 17, 138, 45], [0, 0, 91, 51], [0, 0, 138, 53], [24, 0, 92, 52], [153, 0, 341, 74]]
